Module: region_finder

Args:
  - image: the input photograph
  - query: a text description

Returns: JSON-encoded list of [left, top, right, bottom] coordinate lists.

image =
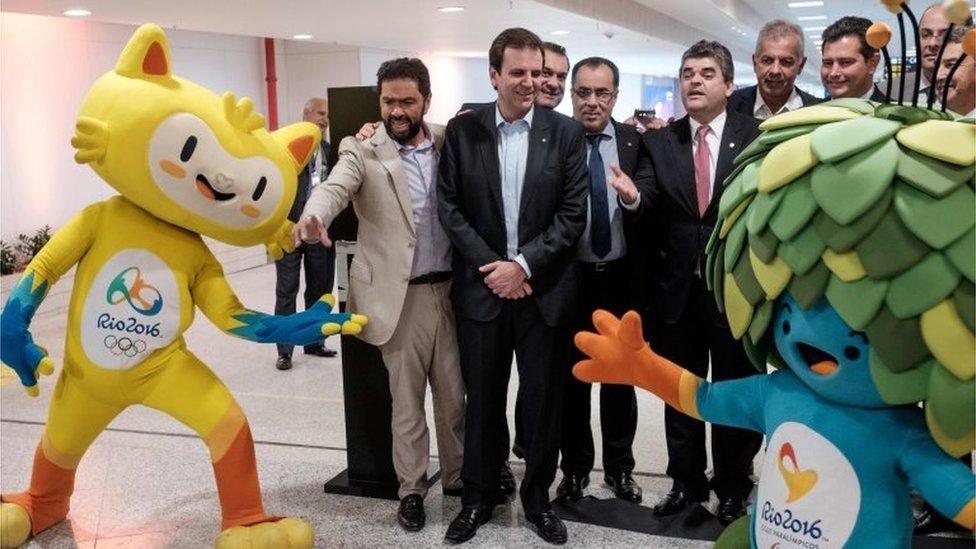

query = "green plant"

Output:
[[14, 225, 52, 262], [0, 241, 15, 275]]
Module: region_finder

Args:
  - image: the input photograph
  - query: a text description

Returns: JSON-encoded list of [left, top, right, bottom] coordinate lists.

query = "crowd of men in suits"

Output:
[[289, 4, 973, 545]]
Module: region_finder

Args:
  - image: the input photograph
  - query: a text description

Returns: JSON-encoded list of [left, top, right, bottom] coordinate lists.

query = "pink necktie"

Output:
[[694, 124, 711, 218]]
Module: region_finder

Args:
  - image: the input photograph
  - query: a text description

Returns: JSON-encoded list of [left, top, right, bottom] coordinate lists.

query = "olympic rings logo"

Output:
[[106, 267, 163, 316], [103, 335, 148, 358]]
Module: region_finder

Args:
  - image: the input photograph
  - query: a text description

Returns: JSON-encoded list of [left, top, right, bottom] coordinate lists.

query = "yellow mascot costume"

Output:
[[0, 24, 366, 548]]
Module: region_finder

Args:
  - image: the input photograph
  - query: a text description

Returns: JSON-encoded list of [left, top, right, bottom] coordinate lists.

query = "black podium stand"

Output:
[[323, 319, 440, 500]]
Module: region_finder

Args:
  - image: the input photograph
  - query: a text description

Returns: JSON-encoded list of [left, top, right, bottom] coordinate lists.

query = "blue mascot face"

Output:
[[773, 293, 886, 408]]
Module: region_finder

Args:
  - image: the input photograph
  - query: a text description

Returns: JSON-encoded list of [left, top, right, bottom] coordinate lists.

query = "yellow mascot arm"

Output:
[[574, 310, 703, 419]]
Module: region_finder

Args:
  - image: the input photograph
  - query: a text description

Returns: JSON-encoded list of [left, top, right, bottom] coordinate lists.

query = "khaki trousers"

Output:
[[379, 280, 465, 498]]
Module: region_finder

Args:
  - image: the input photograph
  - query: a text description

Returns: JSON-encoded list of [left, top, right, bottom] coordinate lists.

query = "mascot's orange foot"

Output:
[[214, 517, 314, 549], [0, 503, 31, 549]]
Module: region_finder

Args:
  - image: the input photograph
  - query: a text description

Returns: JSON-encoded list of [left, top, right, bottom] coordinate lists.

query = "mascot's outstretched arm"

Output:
[[191, 252, 366, 345], [0, 203, 103, 395], [574, 309, 767, 433]]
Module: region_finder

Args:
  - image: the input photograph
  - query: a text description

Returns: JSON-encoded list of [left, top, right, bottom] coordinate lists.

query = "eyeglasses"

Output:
[[572, 87, 617, 101]]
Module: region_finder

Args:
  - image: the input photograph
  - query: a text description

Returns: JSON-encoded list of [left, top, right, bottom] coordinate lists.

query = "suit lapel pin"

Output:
[[541, 137, 547, 142], [730, 142, 736, 148], [627, 142, 633, 146]]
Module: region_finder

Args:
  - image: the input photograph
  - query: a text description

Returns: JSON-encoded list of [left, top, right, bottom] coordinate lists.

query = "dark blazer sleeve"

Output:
[[437, 116, 504, 268], [518, 119, 589, 277]]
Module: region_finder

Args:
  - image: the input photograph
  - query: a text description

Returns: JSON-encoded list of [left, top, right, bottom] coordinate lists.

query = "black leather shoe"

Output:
[[604, 471, 642, 503], [443, 485, 463, 497], [555, 473, 589, 501], [275, 356, 292, 370], [499, 463, 516, 495], [397, 494, 425, 531], [304, 345, 337, 357], [716, 496, 747, 526], [653, 489, 698, 517], [526, 509, 568, 545], [444, 506, 491, 544]]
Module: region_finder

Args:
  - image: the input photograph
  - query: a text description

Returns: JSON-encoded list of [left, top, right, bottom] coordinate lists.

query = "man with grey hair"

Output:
[[633, 40, 762, 526], [729, 19, 820, 118]]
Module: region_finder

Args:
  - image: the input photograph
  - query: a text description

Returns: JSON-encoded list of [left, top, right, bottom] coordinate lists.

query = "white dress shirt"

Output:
[[577, 121, 627, 263], [394, 127, 452, 278], [495, 104, 533, 278], [754, 87, 805, 120], [689, 111, 726, 203]]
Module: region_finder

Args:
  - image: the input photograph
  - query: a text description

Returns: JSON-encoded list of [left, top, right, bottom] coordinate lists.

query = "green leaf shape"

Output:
[[875, 103, 953, 125], [723, 216, 750, 270], [746, 189, 786, 235], [786, 262, 830, 310], [719, 162, 758, 221], [776, 223, 826, 276], [811, 116, 902, 164], [742, 334, 771, 371], [870, 351, 933, 404], [811, 139, 899, 225], [864, 306, 930, 373], [945, 230, 975, 282], [897, 150, 973, 198], [758, 124, 819, 147], [818, 98, 877, 114], [885, 253, 961, 319], [768, 174, 818, 242], [748, 300, 775, 342], [812, 189, 893, 253], [734, 139, 771, 167], [749, 228, 780, 264], [855, 212, 931, 279], [896, 119, 976, 166], [759, 105, 860, 131], [894, 182, 975, 249], [926, 366, 976, 439], [954, 281, 975, 333], [825, 275, 889, 330], [731, 251, 765, 306], [710, 244, 725, 312], [758, 133, 817, 193]]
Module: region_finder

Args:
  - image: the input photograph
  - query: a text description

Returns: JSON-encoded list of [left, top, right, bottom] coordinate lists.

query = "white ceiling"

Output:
[[2, 0, 951, 87]]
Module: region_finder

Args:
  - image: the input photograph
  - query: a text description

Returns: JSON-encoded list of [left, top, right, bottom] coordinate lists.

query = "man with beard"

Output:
[[293, 58, 465, 533], [556, 56, 649, 505], [439, 27, 588, 545], [273, 98, 338, 371], [729, 20, 819, 119]]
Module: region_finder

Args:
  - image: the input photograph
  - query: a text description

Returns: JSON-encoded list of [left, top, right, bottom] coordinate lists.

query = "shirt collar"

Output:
[[753, 87, 804, 116], [588, 120, 616, 140], [495, 103, 534, 129], [689, 110, 726, 136], [859, 85, 877, 100]]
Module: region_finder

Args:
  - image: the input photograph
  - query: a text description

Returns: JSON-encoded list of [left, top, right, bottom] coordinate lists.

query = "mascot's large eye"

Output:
[[844, 346, 861, 361], [180, 136, 198, 162], [782, 320, 791, 335], [252, 177, 267, 201]]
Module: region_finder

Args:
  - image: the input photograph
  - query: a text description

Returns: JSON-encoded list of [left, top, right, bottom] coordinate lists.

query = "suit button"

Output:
[[408, 242, 415, 248]]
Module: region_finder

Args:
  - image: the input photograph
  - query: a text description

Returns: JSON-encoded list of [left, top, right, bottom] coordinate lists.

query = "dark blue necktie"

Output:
[[587, 133, 611, 258]]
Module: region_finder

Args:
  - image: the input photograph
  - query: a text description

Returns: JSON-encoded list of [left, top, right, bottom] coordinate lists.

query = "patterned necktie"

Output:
[[694, 124, 711, 218], [586, 133, 611, 258]]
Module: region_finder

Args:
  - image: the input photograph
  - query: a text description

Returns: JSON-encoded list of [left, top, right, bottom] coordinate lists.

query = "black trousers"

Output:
[[560, 259, 637, 477], [274, 241, 335, 357], [649, 275, 763, 500], [457, 299, 567, 515]]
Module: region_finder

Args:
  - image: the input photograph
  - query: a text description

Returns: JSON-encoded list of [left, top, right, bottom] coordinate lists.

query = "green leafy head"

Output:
[[707, 99, 975, 456]]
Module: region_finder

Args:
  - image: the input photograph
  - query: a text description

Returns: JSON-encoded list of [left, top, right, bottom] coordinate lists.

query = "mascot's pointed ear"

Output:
[[114, 23, 174, 80], [272, 122, 322, 170]]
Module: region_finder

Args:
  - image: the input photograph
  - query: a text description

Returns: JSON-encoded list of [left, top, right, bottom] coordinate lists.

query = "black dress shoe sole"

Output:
[[444, 511, 492, 545]]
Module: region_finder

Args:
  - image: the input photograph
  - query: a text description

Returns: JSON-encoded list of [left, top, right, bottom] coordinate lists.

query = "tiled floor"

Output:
[[1, 262, 737, 548]]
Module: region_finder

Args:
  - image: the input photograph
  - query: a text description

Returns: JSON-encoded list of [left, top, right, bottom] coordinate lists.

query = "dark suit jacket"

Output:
[[727, 85, 820, 117], [635, 110, 761, 323], [289, 140, 332, 222], [438, 103, 589, 327]]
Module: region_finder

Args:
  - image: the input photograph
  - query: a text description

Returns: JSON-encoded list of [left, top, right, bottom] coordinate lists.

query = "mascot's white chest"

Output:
[[754, 422, 861, 548], [79, 249, 182, 369]]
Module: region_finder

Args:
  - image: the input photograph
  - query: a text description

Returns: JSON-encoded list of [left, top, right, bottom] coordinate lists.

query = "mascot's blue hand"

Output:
[[0, 275, 55, 396], [231, 294, 368, 346]]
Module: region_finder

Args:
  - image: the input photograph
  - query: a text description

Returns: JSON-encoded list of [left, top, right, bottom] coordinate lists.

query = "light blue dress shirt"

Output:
[[577, 121, 627, 263], [394, 128, 452, 278], [495, 105, 533, 277]]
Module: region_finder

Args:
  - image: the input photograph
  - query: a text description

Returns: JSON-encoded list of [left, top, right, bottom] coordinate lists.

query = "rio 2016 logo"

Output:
[[106, 267, 163, 316]]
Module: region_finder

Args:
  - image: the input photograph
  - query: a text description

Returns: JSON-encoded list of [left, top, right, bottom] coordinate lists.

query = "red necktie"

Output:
[[694, 124, 711, 218]]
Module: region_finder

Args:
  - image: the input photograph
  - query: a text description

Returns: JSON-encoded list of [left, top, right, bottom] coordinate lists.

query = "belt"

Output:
[[581, 258, 625, 273], [409, 271, 452, 285]]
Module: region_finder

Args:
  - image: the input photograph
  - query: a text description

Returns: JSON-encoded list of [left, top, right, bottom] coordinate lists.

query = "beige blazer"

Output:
[[301, 123, 445, 346]]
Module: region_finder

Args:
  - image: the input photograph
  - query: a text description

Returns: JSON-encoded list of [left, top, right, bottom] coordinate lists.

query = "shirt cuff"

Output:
[[619, 192, 641, 211], [513, 255, 532, 279]]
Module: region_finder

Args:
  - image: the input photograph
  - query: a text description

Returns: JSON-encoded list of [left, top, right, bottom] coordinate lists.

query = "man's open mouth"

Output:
[[797, 343, 839, 376], [196, 174, 235, 201]]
